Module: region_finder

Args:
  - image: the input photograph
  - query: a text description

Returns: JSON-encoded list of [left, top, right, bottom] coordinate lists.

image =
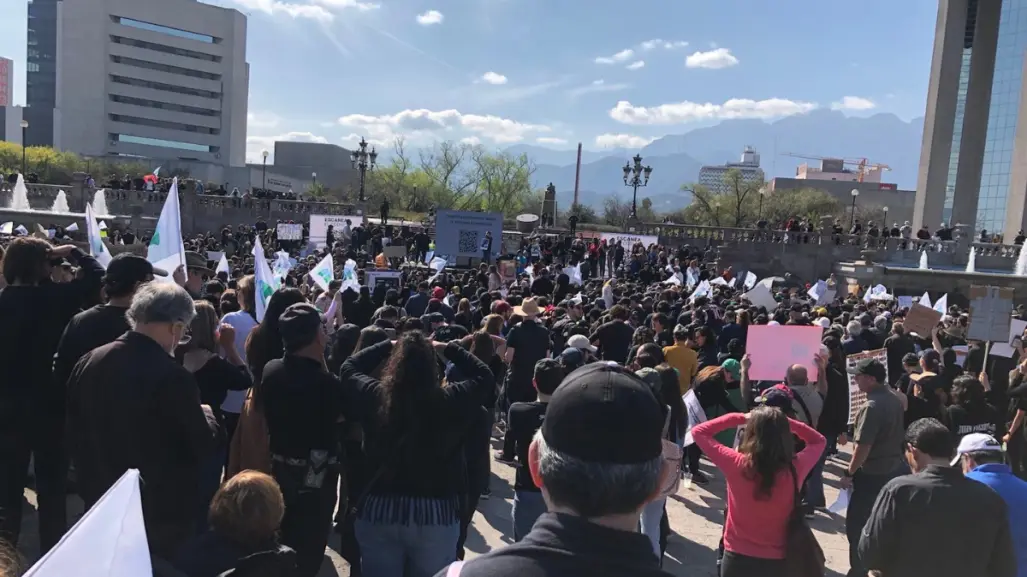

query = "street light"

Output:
[[19, 119, 29, 176], [350, 137, 377, 202], [758, 186, 767, 221], [622, 153, 653, 219], [850, 188, 860, 230], [312, 171, 317, 188], [261, 150, 268, 190]]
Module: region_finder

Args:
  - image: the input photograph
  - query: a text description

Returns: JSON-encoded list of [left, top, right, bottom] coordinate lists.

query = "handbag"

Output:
[[784, 465, 825, 577], [656, 410, 682, 499]]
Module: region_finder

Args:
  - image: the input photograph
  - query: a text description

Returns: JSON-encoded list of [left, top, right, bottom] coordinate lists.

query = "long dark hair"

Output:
[[246, 288, 305, 408], [951, 375, 986, 410], [378, 330, 439, 435], [655, 364, 687, 442], [738, 406, 795, 500]]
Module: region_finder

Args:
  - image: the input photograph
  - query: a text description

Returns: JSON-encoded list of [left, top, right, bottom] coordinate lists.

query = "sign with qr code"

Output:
[[434, 210, 504, 259]]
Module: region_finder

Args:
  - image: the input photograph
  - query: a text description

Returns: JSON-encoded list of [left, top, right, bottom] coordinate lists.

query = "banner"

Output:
[[309, 214, 362, 247], [147, 177, 186, 280], [599, 232, 659, 248], [846, 349, 888, 424], [498, 259, 517, 284], [366, 270, 403, 292], [276, 223, 304, 241], [434, 210, 504, 259]]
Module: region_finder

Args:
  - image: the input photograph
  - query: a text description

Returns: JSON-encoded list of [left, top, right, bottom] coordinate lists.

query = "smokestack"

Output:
[[573, 142, 582, 207]]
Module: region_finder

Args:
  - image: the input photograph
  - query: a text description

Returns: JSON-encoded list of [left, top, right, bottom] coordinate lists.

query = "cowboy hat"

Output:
[[514, 297, 541, 317]]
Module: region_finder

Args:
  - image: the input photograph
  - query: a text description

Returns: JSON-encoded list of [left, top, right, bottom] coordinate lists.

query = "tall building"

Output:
[[915, 0, 1027, 236], [698, 146, 765, 193], [24, 0, 249, 166], [0, 57, 13, 107]]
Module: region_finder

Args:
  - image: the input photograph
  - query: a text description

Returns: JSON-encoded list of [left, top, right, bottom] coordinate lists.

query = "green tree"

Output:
[[0, 142, 158, 185], [602, 195, 632, 227], [567, 202, 598, 224]]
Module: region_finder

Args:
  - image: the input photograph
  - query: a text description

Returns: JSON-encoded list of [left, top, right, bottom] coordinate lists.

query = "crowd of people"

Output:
[[1, 212, 1027, 577]]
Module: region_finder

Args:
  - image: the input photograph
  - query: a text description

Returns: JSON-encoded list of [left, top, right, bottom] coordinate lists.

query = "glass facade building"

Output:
[[25, 0, 59, 147], [977, 0, 1027, 233]]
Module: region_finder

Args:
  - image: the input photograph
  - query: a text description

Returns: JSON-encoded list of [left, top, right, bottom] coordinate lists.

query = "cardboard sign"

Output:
[[498, 259, 517, 283], [990, 319, 1027, 358], [903, 303, 942, 337], [967, 286, 1014, 343], [745, 325, 823, 382]]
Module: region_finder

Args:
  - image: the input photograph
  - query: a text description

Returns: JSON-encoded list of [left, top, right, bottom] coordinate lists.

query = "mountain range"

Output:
[[511, 110, 926, 213]]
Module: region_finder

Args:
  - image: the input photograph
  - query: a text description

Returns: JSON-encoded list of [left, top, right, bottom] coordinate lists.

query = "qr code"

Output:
[[458, 230, 480, 253]]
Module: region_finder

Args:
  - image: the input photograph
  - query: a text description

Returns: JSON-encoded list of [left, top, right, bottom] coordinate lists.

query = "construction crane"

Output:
[[782, 152, 891, 183]]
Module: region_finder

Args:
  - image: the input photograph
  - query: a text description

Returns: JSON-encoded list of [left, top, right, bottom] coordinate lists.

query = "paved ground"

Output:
[[14, 443, 853, 576]]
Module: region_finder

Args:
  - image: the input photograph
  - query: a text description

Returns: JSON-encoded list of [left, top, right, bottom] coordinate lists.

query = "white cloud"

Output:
[[640, 39, 689, 51], [595, 133, 655, 149], [595, 49, 634, 65], [536, 137, 568, 145], [416, 9, 443, 25], [461, 136, 482, 145], [685, 48, 739, 69], [831, 96, 876, 111], [609, 97, 817, 125], [225, 0, 377, 21], [247, 111, 281, 129], [481, 71, 508, 85], [626, 60, 645, 70], [246, 131, 329, 163], [337, 108, 552, 145], [566, 79, 630, 99]]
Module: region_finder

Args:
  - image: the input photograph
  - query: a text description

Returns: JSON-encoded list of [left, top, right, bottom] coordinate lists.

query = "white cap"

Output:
[[815, 317, 831, 329], [951, 433, 1003, 466], [567, 334, 597, 353]]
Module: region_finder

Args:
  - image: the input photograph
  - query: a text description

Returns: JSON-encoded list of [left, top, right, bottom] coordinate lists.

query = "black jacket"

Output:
[[442, 513, 673, 577], [859, 465, 1015, 577]]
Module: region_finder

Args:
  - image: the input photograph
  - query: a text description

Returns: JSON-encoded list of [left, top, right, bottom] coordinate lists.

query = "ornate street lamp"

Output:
[[850, 188, 860, 230], [758, 186, 766, 221], [350, 137, 377, 202], [20, 119, 29, 175], [261, 150, 269, 190], [622, 154, 653, 219]]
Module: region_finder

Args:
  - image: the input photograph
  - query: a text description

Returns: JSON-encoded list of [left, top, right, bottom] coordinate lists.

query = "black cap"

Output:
[[278, 303, 322, 350], [754, 384, 796, 416], [104, 253, 168, 285], [849, 358, 887, 382], [542, 363, 664, 464], [425, 312, 445, 325]]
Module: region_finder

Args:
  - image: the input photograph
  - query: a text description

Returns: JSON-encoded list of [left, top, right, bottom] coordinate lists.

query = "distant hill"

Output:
[[519, 110, 925, 212]]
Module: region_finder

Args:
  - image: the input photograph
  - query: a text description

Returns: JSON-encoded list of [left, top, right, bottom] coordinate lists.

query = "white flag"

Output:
[[24, 469, 150, 577], [65, 222, 79, 232], [146, 177, 186, 281], [0, 222, 13, 235], [340, 258, 360, 293], [743, 271, 757, 290], [85, 203, 112, 269], [919, 292, 932, 307], [216, 253, 230, 276], [309, 253, 335, 292], [252, 236, 279, 322], [933, 293, 949, 314], [428, 256, 447, 283]]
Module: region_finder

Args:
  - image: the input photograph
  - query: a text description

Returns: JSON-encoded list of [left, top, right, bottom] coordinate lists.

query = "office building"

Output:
[[25, 0, 249, 166], [698, 146, 765, 194], [915, 0, 1027, 237], [0, 57, 12, 107]]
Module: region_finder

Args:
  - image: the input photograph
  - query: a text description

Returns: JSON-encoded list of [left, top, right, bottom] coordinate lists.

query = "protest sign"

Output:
[[498, 259, 517, 284], [745, 325, 823, 382], [967, 286, 1014, 343], [276, 223, 304, 240], [366, 270, 403, 292], [846, 348, 888, 425], [903, 303, 942, 336], [990, 319, 1027, 358]]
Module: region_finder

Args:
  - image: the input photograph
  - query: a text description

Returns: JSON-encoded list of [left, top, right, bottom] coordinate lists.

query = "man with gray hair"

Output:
[[438, 363, 675, 577], [843, 319, 868, 355], [66, 282, 219, 558]]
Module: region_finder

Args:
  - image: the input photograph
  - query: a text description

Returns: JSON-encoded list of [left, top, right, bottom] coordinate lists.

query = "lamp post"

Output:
[[20, 119, 29, 175], [758, 186, 766, 221], [622, 153, 653, 219], [350, 137, 377, 202], [311, 171, 317, 188], [849, 188, 860, 230], [261, 150, 268, 190]]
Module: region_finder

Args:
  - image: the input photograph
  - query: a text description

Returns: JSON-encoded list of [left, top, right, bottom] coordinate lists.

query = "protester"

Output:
[[859, 418, 1015, 577], [440, 363, 673, 577]]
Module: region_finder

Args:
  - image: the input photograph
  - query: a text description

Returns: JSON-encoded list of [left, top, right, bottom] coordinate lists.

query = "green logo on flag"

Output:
[[150, 231, 160, 246], [259, 281, 274, 303], [91, 238, 105, 255], [317, 269, 332, 284]]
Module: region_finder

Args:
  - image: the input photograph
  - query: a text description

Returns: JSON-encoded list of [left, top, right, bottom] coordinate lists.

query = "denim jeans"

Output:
[[639, 497, 667, 559], [356, 517, 460, 577], [803, 443, 828, 508], [512, 490, 547, 541]]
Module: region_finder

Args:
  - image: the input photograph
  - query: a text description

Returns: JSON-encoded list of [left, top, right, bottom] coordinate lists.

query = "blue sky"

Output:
[[0, 0, 937, 163]]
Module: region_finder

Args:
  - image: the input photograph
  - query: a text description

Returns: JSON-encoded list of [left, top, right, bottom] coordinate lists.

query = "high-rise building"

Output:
[[698, 146, 765, 194], [24, 0, 249, 166], [0, 57, 13, 107], [915, 0, 1027, 236]]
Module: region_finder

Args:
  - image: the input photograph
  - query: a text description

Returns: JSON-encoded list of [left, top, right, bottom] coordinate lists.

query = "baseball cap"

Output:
[[104, 253, 168, 285], [567, 333, 597, 353], [425, 312, 445, 325], [278, 303, 323, 350], [721, 358, 741, 381], [431, 287, 446, 300], [848, 358, 887, 382], [542, 363, 665, 464], [951, 433, 1003, 466], [559, 347, 584, 367], [754, 384, 795, 415]]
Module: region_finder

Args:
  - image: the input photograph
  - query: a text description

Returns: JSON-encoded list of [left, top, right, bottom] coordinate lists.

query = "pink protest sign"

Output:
[[745, 325, 823, 382]]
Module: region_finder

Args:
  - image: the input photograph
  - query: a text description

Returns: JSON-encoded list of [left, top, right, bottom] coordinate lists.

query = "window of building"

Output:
[[26, 63, 40, 73], [115, 133, 217, 153], [109, 35, 221, 63], [110, 55, 221, 81], [109, 94, 220, 117], [109, 113, 220, 135], [112, 17, 217, 44], [110, 74, 220, 99]]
